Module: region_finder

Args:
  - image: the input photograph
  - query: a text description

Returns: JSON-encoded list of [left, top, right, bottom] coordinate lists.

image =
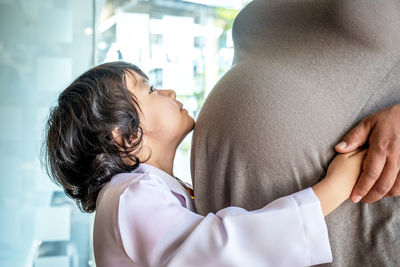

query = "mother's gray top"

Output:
[[191, 1, 400, 266]]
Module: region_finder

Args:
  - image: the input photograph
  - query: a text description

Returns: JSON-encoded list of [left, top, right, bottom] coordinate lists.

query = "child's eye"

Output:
[[149, 85, 157, 94]]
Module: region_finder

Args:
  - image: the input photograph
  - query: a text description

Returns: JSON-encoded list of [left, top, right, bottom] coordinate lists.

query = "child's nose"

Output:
[[159, 89, 176, 99]]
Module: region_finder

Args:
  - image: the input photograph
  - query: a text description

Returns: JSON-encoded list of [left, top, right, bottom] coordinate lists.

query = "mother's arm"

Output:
[[335, 103, 400, 203]]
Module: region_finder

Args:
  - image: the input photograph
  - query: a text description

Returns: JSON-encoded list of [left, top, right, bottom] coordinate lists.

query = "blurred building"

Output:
[[96, 0, 240, 111]]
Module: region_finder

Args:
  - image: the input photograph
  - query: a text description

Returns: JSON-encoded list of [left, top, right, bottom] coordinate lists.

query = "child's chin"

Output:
[[185, 126, 195, 136], [181, 125, 194, 139]]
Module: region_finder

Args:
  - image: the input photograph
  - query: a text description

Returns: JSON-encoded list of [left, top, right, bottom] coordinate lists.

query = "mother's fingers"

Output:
[[386, 171, 400, 196], [361, 159, 399, 203], [350, 151, 386, 203]]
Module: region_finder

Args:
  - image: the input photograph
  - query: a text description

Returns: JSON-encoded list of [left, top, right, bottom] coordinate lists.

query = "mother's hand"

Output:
[[335, 104, 400, 203]]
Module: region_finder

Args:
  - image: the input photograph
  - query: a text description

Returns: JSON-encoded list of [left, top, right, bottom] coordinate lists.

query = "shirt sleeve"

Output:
[[118, 173, 332, 267]]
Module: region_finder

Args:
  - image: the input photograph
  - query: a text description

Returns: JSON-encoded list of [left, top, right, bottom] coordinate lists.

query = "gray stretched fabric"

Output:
[[191, 1, 400, 266]]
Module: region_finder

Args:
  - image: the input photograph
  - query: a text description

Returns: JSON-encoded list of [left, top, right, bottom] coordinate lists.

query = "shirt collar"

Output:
[[132, 163, 194, 210]]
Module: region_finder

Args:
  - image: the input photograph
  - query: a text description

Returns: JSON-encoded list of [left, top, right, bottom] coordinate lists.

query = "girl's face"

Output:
[[126, 72, 195, 149]]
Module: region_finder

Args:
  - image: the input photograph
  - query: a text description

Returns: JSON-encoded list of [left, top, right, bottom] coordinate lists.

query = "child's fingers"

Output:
[[344, 148, 363, 158], [348, 148, 368, 161]]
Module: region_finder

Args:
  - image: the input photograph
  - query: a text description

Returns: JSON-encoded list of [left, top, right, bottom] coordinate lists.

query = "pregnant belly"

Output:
[[192, 59, 383, 212]]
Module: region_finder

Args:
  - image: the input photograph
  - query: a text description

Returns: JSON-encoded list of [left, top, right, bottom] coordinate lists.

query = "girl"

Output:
[[44, 61, 366, 267]]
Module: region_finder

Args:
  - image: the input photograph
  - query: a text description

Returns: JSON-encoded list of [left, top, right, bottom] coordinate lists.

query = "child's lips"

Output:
[[174, 100, 183, 110]]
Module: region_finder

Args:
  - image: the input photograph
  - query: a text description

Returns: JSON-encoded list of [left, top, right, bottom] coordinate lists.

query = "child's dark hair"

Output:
[[43, 61, 147, 213]]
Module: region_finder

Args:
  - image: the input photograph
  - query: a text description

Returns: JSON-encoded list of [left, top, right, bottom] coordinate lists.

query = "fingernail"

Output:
[[337, 141, 347, 149], [352, 195, 362, 203]]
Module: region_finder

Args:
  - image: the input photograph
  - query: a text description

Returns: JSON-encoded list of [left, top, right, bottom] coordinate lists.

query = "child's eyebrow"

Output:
[[142, 78, 151, 86], [141, 77, 150, 85]]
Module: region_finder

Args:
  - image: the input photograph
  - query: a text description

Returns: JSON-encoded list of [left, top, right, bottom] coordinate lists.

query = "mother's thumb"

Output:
[[335, 120, 371, 153]]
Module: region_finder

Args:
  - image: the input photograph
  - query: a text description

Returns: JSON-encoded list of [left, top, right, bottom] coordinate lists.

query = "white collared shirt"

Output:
[[93, 163, 332, 267]]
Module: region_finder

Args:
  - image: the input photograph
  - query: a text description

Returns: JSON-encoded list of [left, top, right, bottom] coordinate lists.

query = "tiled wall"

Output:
[[0, 1, 95, 266]]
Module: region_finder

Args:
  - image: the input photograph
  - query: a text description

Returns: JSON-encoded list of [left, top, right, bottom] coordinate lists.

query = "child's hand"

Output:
[[325, 149, 367, 195], [312, 149, 367, 216]]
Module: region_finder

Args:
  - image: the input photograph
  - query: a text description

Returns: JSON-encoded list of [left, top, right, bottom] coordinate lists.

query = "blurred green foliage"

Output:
[[214, 7, 239, 31]]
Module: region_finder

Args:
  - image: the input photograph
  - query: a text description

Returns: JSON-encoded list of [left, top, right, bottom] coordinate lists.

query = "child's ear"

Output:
[[111, 127, 148, 164], [111, 127, 141, 148], [111, 128, 123, 147]]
